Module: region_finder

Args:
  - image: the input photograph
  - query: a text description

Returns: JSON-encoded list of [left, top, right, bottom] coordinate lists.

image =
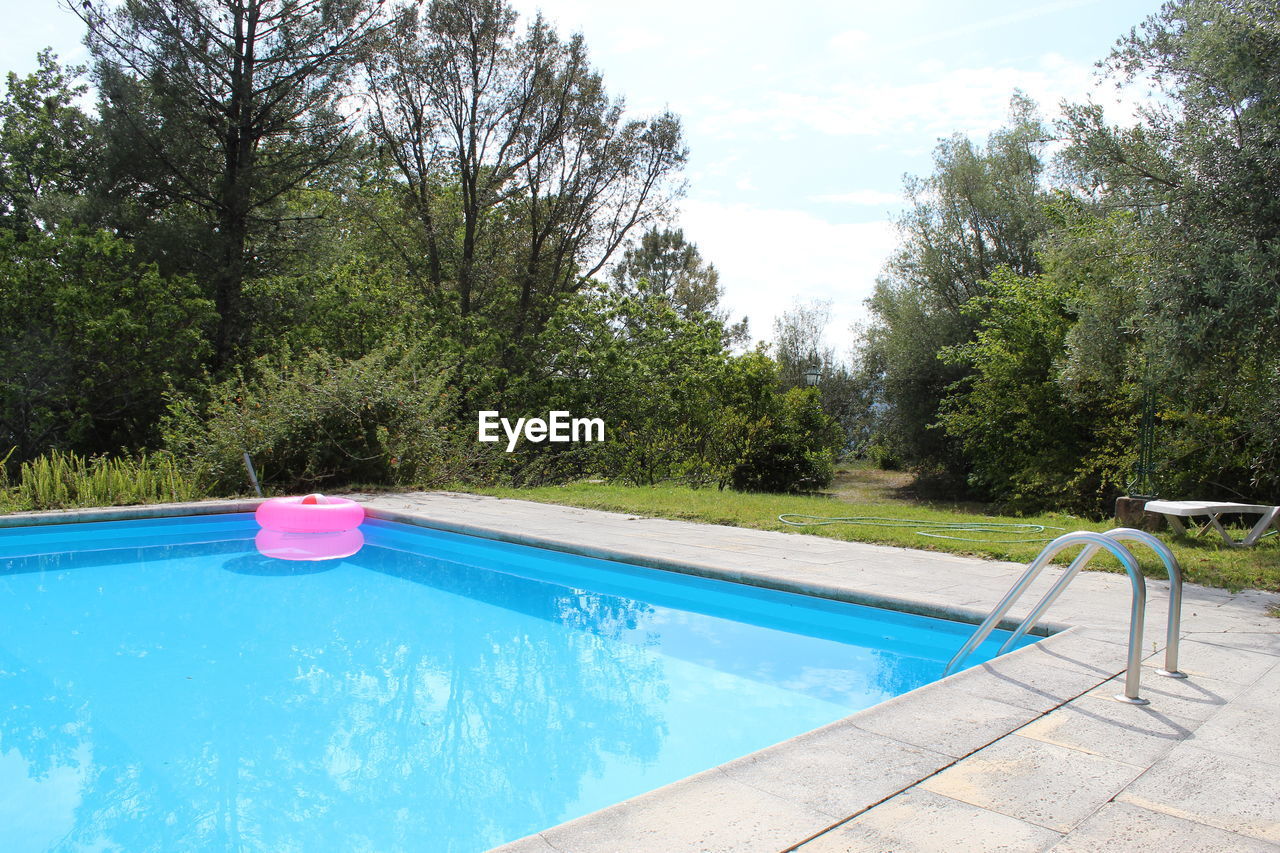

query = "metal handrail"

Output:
[[993, 528, 1185, 678], [943, 530, 1150, 704], [1098, 528, 1185, 678]]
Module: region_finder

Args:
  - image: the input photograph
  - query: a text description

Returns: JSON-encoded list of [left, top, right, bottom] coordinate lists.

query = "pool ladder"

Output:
[[943, 528, 1185, 705]]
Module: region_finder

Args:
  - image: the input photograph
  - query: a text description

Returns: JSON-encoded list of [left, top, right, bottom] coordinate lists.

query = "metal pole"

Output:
[[242, 451, 263, 498], [996, 544, 1100, 655]]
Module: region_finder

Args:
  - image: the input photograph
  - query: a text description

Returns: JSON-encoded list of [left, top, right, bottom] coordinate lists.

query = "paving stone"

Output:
[[1184, 700, 1280, 766], [1086, 670, 1246, 721], [1017, 694, 1198, 766], [1025, 631, 1136, 678], [1118, 743, 1280, 842], [920, 734, 1145, 833], [718, 720, 952, 819], [532, 770, 834, 853], [1180, 630, 1280, 656], [943, 646, 1115, 714], [489, 833, 560, 853], [1047, 801, 1280, 852], [798, 788, 1062, 852], [849, 686, 1040, 759], [1232, 660, 1280, 710], [1147, 637, 1280, 684]]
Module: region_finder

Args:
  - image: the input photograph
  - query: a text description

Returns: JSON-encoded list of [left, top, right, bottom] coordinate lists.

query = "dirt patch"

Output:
[[825, 462, 916, 504]]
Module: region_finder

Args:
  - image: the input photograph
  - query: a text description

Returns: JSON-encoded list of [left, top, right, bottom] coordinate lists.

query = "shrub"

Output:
[[163, 345, 456, 494], [709, 354, 844, 493], [5, 449, 205, 510], [716, 386, 843, 493]]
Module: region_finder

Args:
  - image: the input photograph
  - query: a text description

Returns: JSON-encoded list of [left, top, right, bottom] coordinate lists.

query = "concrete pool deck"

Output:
[[355, 492, 1280, 853]]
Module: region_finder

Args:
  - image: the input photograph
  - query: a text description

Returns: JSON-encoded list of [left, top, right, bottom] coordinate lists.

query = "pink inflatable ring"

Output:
[[255, 494, 365, 534]]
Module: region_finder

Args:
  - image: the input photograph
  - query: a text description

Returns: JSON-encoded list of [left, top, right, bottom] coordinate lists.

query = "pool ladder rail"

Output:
[[944, 528, 1185, 705]]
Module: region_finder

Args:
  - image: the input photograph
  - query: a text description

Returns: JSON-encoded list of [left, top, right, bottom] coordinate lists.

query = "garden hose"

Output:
[[777, 514, 1065, 543]]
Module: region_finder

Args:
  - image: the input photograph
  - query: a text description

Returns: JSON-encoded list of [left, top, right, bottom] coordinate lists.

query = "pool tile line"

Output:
[[0, 497, 260, 527]]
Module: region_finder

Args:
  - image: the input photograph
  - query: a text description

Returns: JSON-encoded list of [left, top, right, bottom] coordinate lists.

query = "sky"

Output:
[[3, 0, 1166, 350]]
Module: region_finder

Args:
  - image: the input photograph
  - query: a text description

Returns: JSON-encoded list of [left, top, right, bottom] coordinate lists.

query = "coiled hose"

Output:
[[777, 514, 1064, 543]]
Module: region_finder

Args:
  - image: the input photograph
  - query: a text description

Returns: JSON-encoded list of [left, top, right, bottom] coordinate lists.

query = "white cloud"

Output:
[[609, 26, 666, 55], [767, 60, 1097, 140], [829, 29, 871, 52], [693, 51, 1149, 145], [886, 0, 1109, 51], [811, 189, 902, 206], [678, 200, 897, 348]]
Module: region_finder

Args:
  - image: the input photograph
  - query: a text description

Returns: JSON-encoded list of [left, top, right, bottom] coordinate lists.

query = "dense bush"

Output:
[[162, 346, 457, 494], [0, 227, 214, 460], [522, 293, 843, 492], [712, 355, 844, 492]]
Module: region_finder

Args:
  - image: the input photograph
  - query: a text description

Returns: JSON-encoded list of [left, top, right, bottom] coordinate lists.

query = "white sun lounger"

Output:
[[1143, 500, 1280, 547]]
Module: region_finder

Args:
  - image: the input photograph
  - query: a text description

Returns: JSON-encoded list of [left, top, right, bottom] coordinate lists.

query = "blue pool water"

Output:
[[0, 514, 1032, 852]]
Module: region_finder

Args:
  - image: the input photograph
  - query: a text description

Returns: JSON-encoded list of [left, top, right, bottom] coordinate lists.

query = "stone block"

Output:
[[799, 788, 1062, 852], [1118, 743, 1280, 842], [1048, 801, 1278, 853], [920, 735, 1145, 833]]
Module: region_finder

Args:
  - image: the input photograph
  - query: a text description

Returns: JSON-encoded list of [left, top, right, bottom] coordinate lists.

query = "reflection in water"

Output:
[[0, 740, 91, 852], [253, 528, 364, 562], [0, 514, 1023, 852]]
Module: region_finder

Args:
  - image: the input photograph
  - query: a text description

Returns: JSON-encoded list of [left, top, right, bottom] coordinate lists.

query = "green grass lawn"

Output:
[[476, 464, 1280, 593]]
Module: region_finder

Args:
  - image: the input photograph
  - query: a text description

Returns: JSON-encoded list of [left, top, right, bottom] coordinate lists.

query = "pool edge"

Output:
[[363, 504, 1065, 638], [0, 498, 262, 527]]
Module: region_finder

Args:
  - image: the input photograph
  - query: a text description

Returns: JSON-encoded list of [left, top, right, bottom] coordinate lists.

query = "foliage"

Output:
[[716, 387, 842, 493], [610, 227, 748, 347], [365, 0, 686, 377], [8, 0, 1278, 521], [862, 93, 1052, 486], [771, 300, 834, 389], [529, 286, 729, 486], [933, 203, 1154, 514], [79, 0, 385, 363], [0, 226, 214, 460], [4, 449, 205, 510], [858, 0, 1280, 508], [162, 346, 457, 493], [243, 253, 436, 361], [1056, 0, 1280, 500], [0, 50, 94, 236], [509, 293, 840, 492]]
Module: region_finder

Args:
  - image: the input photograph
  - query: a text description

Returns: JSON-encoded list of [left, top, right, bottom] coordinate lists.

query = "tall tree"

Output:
[[77, 0, 387, 365], [610, 227, 748, 346], [1060, 0, 1280, 498], [365, 0, 686, 363], [771, 299, 833, 389], [0, 227, 214, 459], [0, 50, 94, 236], [861, 93, 1051, 484]]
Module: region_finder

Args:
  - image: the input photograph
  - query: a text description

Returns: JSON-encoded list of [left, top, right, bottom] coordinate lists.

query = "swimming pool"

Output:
[[0, 513, 1033, 852]]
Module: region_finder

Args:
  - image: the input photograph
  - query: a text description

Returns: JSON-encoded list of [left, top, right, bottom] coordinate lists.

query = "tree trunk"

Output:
[[213, 0, 259, 367]]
